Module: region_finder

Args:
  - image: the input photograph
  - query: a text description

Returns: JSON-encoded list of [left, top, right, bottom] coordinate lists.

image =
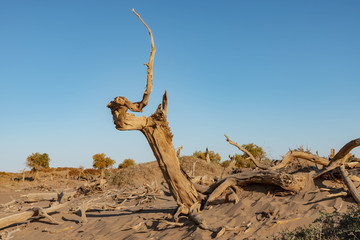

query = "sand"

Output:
[[0, 160, 358, 240]]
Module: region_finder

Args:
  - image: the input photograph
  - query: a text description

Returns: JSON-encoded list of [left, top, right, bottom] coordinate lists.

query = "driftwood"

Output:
[[0, 202, 69, 229], [339, 165, 360, 203], [19, 191, 76, 203], [205, 170, 305, 206]]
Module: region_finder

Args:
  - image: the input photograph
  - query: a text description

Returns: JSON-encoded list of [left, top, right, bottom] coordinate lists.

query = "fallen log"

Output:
[[205, 170, 305, 206], [0, 202, 69, 230], [20, 191, 76, 203], [339, 165, 360, 203]]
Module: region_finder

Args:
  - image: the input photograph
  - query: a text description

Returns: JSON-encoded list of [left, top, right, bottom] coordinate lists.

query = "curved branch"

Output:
[[312, 138, 360, 179], [272, 150, 329, 170], [107, 9, 156, 130], [132, 9, 156, 111], [205, 170, 305, 206], [225, 135, 269, 170], [332, 138, 360, 161]]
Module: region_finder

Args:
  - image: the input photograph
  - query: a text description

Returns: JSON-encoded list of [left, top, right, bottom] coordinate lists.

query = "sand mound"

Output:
[[1, 159, 359, 240]]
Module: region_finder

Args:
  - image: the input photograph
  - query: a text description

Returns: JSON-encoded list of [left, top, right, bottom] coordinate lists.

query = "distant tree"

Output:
[[193, 149, 221, 164], [118, 159, 136, 169], [92, 153, 115, 180], [26, 152, 51, 180], [234, 143, 269, 168]]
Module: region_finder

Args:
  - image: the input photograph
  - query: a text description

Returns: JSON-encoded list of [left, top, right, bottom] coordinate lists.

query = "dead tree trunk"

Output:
[[205, 148, 210, 163], [107, 9, 199, 209]]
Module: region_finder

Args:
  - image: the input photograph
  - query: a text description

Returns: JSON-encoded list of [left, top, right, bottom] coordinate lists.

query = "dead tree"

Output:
[[107, 10, 360, 220], [107, 9, 199, 209]]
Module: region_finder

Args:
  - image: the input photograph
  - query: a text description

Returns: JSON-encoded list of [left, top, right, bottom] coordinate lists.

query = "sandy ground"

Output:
[[0, 161, 358, 240]]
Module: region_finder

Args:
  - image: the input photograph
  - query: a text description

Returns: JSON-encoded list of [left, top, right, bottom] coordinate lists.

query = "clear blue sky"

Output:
[[1, 1, 359, 172]]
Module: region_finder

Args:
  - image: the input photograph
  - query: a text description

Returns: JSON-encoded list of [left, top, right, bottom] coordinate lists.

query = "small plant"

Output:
[[276, 207, 360, 240], [92, 153, 115, 180], [193, 150, 221, 164], [118, 159, 136, 169], [26, 152, 51, 180]]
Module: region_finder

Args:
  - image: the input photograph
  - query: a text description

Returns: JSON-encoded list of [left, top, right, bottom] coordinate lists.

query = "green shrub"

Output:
[[26, 152, 51, 170], [276, 207, 360, 240], [118, 159, 136, 169], [193, 150, 221, 164]]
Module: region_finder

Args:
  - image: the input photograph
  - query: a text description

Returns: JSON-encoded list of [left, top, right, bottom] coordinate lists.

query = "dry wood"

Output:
[[339, 165, 360, 203], [1, 228, 20, 240], [175, 145, 183, 157], [333, 138, 360, 161], [225, 135, 268, 169], [347, 162, 360, 168], [0, 201, 69, 229], [206, 170, 305, 206], [205, 148, 210, 164], [350, 175, 360, 182], [312, 153, 351, 179], [78, 199, 129, 224], [192, 161, 197, 177], [220, 155, 235, 179], [20, 191, 76, 203], [329, 148, 335, 159], [326, 192, 348, 198], [107, 9, 199, 209], [273, 150, 329, 169]]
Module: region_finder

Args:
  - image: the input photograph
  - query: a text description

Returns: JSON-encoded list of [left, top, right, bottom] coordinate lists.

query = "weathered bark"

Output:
[[339, 165, 360, 203], [141, 117, 199, 207], [0, 202, 68, 229], [206, 170, 305, 206], [205, 148, 210, 164], [273, 150, 329, 170], [107, 9, 199, 209], [333, 138, 360, 161]]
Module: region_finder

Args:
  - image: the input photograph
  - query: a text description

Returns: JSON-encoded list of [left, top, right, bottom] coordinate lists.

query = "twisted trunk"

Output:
[[141, 125, 199, 207]]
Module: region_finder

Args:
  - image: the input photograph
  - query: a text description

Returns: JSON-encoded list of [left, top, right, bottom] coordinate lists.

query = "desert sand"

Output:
[[1, 157, 359, 240]]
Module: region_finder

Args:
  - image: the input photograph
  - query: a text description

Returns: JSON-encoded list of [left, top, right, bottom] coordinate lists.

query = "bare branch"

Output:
[[312, 153, 351, 179], [225, 135, 268, 170], [132, 9, 156, 111], [332, 138, 360, 161], [107, 9, 156, 130], [273, 150, 329, 170]]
